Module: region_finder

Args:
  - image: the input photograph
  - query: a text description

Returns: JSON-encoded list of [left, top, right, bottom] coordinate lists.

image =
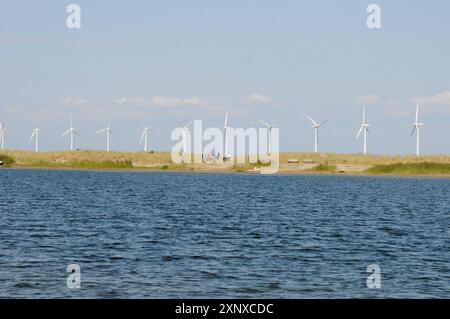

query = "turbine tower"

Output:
[[96, 122, 114, 152], [182, 120, 193, 155], [223, 112, 229, 158], [411, 103, 423, 156], [140, 125, 151, 152], [305, 115, 329, 153], [60, 116, 79, 151], [29, 128, 41, 152], [258, 119, 281, 155], [0, 123, 6, 150], [356, 105, 370, 155]]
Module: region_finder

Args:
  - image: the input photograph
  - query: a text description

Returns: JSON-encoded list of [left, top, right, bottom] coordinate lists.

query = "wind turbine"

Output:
[[305, 115, 329, 153], [258, 119, 281, 154], [356, 105, 370, 155], [140, 125, 151, 152], [0, 123, 6, 150], [223, 112, 229, 158], [60, 116, 79, 151], [411, 103, 423, 156], [182, 120, 193, 155], [96, 122, 114, 152], [29, 128, 41, 152]]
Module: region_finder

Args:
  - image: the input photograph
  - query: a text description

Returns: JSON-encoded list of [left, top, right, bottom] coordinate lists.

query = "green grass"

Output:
[[308, 164, 337, 172], [280, 152, 450, 165], [6, 150, 172, 168], [21, 160, 133, 169], [0, 154, 15, 165], [3, 150, 450, 175], [366, 162, 450, 175], [256, 160, 272, 167]]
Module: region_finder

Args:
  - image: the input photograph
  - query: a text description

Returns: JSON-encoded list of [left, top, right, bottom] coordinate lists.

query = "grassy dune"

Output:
[[1, 150, 450, 175], [279, 152, 450, 165], [0, 154, 15, 165], [366, 163, 450, 175], [2, 150, 172, 169]]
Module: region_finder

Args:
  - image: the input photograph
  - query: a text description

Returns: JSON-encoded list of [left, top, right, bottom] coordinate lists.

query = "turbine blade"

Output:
[[224, 112, 228, 127], [140, 131, 145, 144], [305, 115, 318, 126], [60, 129, 71, 138], [96, 129, 107, 134], [363, 105, 366, 123], [271, 119, 283, 127], [356, 126, 364, 139], [257, 119, 270, 127], [410, 125, 416, 137], [319, 119, 330, 126], [29, 131, 36, 142], [184, 120, 193, 128], [415, 103, 419, 122]]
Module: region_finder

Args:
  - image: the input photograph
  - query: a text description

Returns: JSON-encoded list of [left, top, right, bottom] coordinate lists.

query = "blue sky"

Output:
[[1, 0, 450, 154]]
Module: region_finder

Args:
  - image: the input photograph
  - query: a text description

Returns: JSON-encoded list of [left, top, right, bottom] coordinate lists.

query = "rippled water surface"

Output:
[[0, 168, 449, 298]]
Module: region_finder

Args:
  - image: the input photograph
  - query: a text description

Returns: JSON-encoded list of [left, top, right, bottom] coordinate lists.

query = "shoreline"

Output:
[[2, 150, 450, 178], [2, 164, 450, 178]]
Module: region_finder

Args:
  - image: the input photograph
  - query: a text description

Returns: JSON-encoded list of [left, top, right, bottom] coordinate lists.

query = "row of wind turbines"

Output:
[[304, 103, 423, 156], [0, 118, 151, 153], [0, 103, 425, 155]]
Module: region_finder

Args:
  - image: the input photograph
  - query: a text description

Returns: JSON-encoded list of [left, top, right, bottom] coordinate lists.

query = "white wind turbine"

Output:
[[60, 116, 79, 151], [305, 115, 329, 153], [29, 128, 41, 152], [0, 123, 7, 150], [223, 112, 229, 158], [182, 120, 193, 156], [96, 122, 114, 152], [140, 125, 151, 152], [356, 105, 370, 155], [411, 103, 424, 156], [258, 119, 281, 155]]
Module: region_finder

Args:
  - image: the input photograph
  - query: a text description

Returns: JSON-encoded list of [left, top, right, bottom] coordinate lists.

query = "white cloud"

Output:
[[114, 97, 127, 105], [249, 93, 270, 104], [60, 97, 89, 108], [412, 91, 450, 113], [150, 96, 208, 108], [52, 93, 282, 122], [355, 94, 380, 106]]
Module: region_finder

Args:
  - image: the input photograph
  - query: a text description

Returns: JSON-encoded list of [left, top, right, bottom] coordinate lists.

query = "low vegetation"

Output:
[[366, 162, 450, 175], [0, 153, 15, 165], [308, 164, 337, 172], [2, 150, 450, 176], [280, 152, 450, 166], [5, 150, 171, 169]]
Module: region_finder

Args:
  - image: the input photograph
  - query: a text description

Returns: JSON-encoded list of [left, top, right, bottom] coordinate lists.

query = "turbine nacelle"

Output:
[[305, 115, 329, 153], [29, 128, 41, 152], [96, 122, 114, 152], [411, 103, 424, 156], [0, 123, 6, 150], [257, 118, 281, 155]]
